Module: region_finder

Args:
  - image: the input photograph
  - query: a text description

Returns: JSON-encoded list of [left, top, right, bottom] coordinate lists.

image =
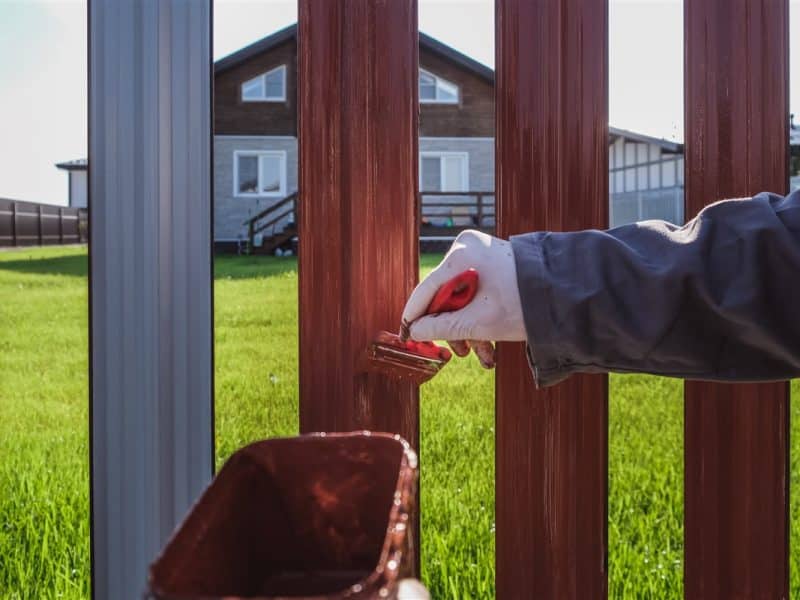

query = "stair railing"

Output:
[[244, 191, 299, 252]]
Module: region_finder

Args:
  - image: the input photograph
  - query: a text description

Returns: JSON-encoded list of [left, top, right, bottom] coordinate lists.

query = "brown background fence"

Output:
[[0, 198, 88, 248]]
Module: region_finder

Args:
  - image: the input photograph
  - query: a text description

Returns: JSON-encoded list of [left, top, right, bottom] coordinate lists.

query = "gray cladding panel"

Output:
[[213, 136, 491, 241], [90, 1, 212, 597], [419, 137, 495, 192], [214, 136, 298, 241]]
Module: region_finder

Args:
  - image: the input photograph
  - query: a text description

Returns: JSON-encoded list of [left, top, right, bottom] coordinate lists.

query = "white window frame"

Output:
[[233, 150, 287, 198], [419, 151, 469, 192], [419, 68, 460, 104], [241, 65, 287, 102]]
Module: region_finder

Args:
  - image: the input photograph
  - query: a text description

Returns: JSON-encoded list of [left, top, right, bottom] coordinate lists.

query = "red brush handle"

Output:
[[425, 268, 479, 315]]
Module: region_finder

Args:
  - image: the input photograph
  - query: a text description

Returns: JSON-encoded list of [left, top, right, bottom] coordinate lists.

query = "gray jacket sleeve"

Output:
[[510, 190, 800, 387]]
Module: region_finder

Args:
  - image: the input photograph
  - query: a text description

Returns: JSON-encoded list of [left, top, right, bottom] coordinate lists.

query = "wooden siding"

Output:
[[418, 46, 494, 137], [214, 37, 494, 138], [214, 40, 297, 136]]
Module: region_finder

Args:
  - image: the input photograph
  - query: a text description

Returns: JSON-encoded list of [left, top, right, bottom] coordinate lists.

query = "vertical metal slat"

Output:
[[495, 0, 609, 597], [683, 0, 790, 597]]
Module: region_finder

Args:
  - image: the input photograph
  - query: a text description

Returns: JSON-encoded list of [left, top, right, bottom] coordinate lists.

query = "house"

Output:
[[213, 24, 692, 251], [213, 24, 495, 252], [60, 25, 800, 248], [55, 158, 88, 208]]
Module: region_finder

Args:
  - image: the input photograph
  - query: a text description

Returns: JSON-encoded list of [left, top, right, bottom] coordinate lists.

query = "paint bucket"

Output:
[[146, 432, 418, 599]]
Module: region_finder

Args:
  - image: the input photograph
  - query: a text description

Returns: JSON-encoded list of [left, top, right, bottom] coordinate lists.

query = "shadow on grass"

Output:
[[0, 252, 442, 281], [0, 254, 88, 277], [0, 251, 299, 281]]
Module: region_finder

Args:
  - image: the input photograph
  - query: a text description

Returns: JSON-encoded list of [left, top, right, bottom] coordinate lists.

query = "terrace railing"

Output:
[[419, 190, 495, 239]]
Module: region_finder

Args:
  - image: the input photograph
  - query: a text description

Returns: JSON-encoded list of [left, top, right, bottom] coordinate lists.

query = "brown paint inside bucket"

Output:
[[148, 433, 417, 599]]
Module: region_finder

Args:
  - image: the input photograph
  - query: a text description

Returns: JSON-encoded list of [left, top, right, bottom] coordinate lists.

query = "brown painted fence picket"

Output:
[[297, 0, 420, 442], [296, 0, 791, 597], [297, 0, 421, 570], [495, 1, 609, 597], [684, 1, 790, 597]]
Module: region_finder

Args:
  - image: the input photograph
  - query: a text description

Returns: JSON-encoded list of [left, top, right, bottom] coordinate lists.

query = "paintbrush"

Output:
[[360, 268, 479, 384]]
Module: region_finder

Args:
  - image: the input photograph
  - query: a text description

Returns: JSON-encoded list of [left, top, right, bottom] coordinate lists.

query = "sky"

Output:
[[1, 0, 799, 206]]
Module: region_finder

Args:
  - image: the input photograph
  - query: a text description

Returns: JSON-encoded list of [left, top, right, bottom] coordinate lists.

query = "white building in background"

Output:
[[608, 128, 684, 227], [55, 158, 88, 208]]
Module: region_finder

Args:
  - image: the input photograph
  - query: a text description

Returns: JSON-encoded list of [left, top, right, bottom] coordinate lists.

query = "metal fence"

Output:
[[0, 198, 88, 247], [86, 0, 791, 597]]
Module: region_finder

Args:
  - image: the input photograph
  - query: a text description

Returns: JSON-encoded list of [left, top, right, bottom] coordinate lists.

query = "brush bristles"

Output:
[[360, 342, 446, 385]]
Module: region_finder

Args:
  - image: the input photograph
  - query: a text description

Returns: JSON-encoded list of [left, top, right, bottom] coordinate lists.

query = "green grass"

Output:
[[1, 246, 798, 598], [0, 247, 90, 599]]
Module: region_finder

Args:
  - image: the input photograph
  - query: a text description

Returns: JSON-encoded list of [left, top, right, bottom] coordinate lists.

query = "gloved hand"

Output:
[[397, 578, 430, 600], [401, 230, 527, 368]]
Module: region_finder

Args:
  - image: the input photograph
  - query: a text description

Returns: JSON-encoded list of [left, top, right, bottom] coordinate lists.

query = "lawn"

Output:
[[1, 245, 798, 599]]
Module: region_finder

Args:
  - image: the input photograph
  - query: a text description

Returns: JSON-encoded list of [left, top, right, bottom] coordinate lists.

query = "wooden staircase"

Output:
[[244, 191, 298, 255]]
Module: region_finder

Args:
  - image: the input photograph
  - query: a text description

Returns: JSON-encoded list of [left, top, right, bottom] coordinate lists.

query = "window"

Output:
[[420, 152, 468, 191], [419, 69, 459, 104], [234, 151, 286, 197], [241, 65, 286, 102]]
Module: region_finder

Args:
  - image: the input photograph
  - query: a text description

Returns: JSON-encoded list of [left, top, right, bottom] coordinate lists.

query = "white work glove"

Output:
[[397, 578, 430, 599], [401, 230, 527, 368]]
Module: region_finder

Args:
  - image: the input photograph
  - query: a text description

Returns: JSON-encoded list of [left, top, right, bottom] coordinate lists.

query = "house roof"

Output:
[[214, 24, 297, 75], [609, 127, 683, 153], [55, 158, 88, 171], [64, 30, 794, 169], [213, 24, 495, 84], [214, 26, 687, 150]]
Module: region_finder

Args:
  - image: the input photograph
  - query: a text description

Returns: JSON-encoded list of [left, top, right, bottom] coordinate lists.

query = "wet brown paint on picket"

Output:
[[495, 1, 609, 598], [297, 1, 419, 443], [297, 1, 420, 577], [684, 1, 790, 597]]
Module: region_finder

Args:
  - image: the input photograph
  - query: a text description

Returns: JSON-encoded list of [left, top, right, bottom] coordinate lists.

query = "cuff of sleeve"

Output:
[[510, 233, 571, 388]]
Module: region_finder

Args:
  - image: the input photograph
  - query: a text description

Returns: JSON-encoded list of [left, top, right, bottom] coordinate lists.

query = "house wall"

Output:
[[419, 47, 494, 138], [69, 171, 88, 208], [214, 40, 297, 136], [214, 136, 298, 242], [214, 39, 494, 139], [418, 137, 495, 232]]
